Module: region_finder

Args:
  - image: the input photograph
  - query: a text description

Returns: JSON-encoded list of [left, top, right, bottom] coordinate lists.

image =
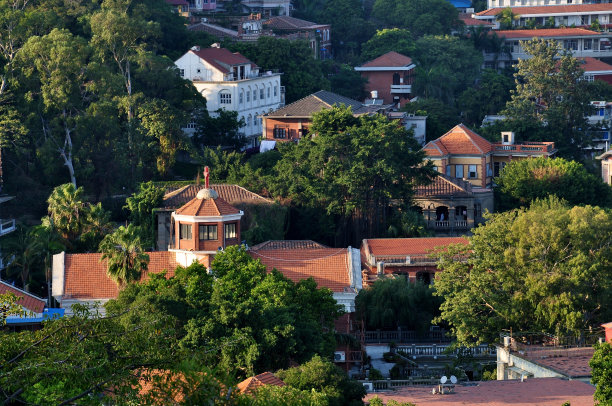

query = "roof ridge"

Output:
[[0, 279, 47, 302], [438, 174, 469, 193], [458, 123, 486, 154], [164, 184, 191, 199]]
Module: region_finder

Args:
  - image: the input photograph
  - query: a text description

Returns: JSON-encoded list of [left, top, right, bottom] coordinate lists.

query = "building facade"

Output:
[[355, 52, 416, 108], [174, 45, 283, 147], [487, 0, 610, 9]]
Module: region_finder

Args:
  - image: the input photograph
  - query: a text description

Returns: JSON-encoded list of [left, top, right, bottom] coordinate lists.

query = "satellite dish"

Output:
[[450, 375, 458, 384], [440, 376, 448, 384]]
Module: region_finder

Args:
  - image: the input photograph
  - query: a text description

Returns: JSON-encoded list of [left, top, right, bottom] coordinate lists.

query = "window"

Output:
[[455, 164, 464, 178], [253, 115, 257, 127], [239, 92, 243, 104], [260, 88, 264, 100], [199, 224, 218, 240], [584, 75, 595, 82], [186, 121, 197, 129], [487, 163, 493, 177], [246, 90, 250, 102], [564, 39, 578, 51], [274, 86, 278, 97], [468, 165, 478, 179], [253, 90, 257, 101], [220, 93, 231, 104], [474, 203, 482, 219], [225, 223, 237, 239], [494, 162, 501, 177], [180, 224, 192, 240], [446, 165, 451, 177], [267, 87, 271, 98], [273, 126, 287, 138]]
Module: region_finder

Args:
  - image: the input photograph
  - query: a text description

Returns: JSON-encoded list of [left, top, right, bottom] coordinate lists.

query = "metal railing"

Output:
[[359, 378, 441, 391], [396, 343, 494, 358], [356, 329, 451, 344]]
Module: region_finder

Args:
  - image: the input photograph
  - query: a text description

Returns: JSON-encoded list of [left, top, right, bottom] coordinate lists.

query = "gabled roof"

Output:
[[237, 372, 286, 394], [249, 247, 352, 292], [459, 13, 495, 27], [250, 240, 328, 250], [477, 3, 612, 17], [423, 124, 493, 156], [579, 57, 612, 73], [363, 237, 468, 258], [163, 184, 272, 210], [415, 174, 474, 198], [495, 28, 601, 39], [191, 47, 257, 74], [62, 252, 178, 300], [174, 189, 241, 217], [0, 280, 46, 313], [187, 23, 239, 39], [359, 51, 414, 68], [264, 90, 364, 118], [263, 16, 327, 30]]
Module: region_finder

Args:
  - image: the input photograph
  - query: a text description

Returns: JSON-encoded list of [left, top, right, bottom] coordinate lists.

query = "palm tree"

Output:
[[497, 7, 520, 30], [45, 183, 86, 243], [99, 224, 149, 287]]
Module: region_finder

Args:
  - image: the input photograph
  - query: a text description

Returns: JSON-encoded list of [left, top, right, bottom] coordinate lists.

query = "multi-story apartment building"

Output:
[[355, 52, 416, 108], [174, 45, 284, 147], [487, 0, 609, 9], [475, 3, 612, 28]]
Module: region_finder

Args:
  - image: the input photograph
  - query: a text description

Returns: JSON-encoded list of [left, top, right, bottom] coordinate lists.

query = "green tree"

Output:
[[269, 106, 435, 246], [457, 69, 514, 126], [371, 0, 458, 37], [434, 196, 612, 345], [590, 342, 612, 405], [194, 108, 246, 150], [356, 278, 441, 333], [495, 157, 612, 210], [245, 384, 330, 405], [323, 62, 367, 101], [496, 7, 520, 29], [0, 292, 26, 325], [124, 181, 164, 248], [99, 224, 150, 286], [276, 355, 366, 406], [402, 98, 460, 142], [361, 28, 415, 62], [502, 39, 594, 160]]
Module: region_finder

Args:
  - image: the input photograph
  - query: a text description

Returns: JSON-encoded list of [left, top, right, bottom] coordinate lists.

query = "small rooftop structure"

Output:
[[237, 372, 285, 394]]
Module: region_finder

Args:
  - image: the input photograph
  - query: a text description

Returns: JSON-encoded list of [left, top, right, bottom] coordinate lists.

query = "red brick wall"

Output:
[[177, 220, 241, 251], [360, 71, 412, 107], [263, 117, 311, 141], [596, 74, 612, 85]]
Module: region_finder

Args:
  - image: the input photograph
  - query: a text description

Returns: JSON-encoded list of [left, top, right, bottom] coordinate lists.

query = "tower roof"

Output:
[[175, 189, 241, 217]]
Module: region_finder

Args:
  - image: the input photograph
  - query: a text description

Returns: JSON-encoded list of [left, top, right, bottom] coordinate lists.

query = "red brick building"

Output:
[[355, 51, 416, 108]]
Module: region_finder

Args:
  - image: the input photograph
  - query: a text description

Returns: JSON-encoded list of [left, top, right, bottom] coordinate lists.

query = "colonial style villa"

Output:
[[486, 0, 610, 9], [174, 45, 284, 147]]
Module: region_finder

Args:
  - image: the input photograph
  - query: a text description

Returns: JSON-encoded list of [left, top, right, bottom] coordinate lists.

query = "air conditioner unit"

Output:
[[362, 382, 374, 392], [334, 351, 345, 362]]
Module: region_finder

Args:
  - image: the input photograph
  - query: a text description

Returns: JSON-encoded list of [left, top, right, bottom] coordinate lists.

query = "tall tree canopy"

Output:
[[361, 29, 415, 62], [495, 157, 612, 210], [590, 342, 612, 405], [434, 197, 612, 345], [371, 0, 459, 37], [268, 106, 436, 246]]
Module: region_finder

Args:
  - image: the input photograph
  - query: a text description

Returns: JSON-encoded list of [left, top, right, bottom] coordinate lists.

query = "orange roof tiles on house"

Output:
[[363, 237, 468, 258], [0, 280, 46, 313], [459, 13, 495, 26], [175, 192, 241, 217], [495, 27, 601, 39], [521, 347, 594, 378], [364, 378, 595, 406], [579, 57, 612, 73], [62, 252, 178, 300], [191, 47, 257, 74], [249, 248, 351, 293], [162, 184, 272, 209], [237, 372, 285, 394], [250, 240, 328, 250], [477, 3, 612, 17], [424, 124, 493, 156], [359, 51, 414, 68], [415, 175, 474, 198]]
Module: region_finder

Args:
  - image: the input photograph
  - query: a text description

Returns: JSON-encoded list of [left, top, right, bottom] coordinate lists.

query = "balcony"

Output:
[[0, 219, 15, 237], [390, 84, 412, 94], [366, 254, 439, 267], [493, 142, 556, 155]]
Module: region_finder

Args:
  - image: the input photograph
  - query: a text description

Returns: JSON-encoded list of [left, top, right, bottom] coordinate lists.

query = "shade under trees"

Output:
[[434, 196, 612, 345]]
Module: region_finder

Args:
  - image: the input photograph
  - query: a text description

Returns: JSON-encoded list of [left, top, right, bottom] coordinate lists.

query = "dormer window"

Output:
[[199, 225, 218, 240]]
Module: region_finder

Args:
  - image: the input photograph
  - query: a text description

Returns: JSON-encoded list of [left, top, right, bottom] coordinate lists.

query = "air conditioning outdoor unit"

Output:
[[334, 351, 346, 362], [362, 382, 374, 392]]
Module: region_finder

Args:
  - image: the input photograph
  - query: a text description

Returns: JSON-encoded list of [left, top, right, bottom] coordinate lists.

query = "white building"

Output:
[[175, 45, 283, 148], [487, 0, 609, 8], [476, 3, 612, 28]]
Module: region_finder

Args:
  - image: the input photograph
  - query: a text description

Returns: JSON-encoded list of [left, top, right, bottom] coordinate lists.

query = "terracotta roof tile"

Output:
[[579, 57, 612, 73], [63, 252, 178, 300], [415, 175, 474, 198], [191, 47, 257, 74], [175, 193, 241, 216], [237, 372, 285, 394], [477, 3, 612, 17], [424, 124, 493, 156], [263, 16, 326, 30], [360, 51, 413, 68], [249, 248, 351, 292], [459, 13, 495, 26], [250, 240, 328, 250], [521, 347, 594, 378], [364, 377, 595, 406], [363, 237, 468, 257], [265, 90, 363, 118], [494, 28, 601, 39], [163, 184, 272, 210], [0, 280, 46, 313]]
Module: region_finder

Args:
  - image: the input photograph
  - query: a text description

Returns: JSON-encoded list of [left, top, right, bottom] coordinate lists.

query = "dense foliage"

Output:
[[590, 342, 612, 405], [495, 157, 612, 210], [435, 197, 612, 345]]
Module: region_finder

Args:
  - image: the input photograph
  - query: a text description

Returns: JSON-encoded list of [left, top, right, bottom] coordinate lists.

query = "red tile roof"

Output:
[[237, 372, 285, 394], [263, 16, 326, 30], [175, 193, 241, 216], [495, 28, 601, 39], [163, 184, 272, 209], [521, 347, 594, 378], [364, 378, 595, 406], [191, 47, 257, 74], [424, 124, 493, 156], [415, 175, 474, 198], [579, 57, 612, 73], [363, 237, 468, 257], [250, 240, 328, 250], [360, 51, 413, 68], [477, 3, 612, 17], [460, 13, 495, 26], [0, 280, 46, 313], [62, 252, 178, 300], [249, 248, 351, 292]]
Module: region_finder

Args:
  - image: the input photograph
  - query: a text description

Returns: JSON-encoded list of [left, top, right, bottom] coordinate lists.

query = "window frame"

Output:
[[180, 224, 192, 240], [225, 223, 237, 239], [468, 164, 478, 179], [199, 224, 218, 241]]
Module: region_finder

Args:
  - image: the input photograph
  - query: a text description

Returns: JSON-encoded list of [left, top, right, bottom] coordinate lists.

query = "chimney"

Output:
[[501, 131, 515, 145], [371, 90, 378, 99], [376, 261, 385, 276]]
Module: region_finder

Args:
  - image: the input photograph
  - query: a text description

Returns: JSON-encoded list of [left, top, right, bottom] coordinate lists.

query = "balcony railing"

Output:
[[390, 84, 412, 94], [356, 329, 451, 344], [493, 142, 555, 154], [395, 343, 494, 358], [0, 219, 15, 237], [366, 254, 439, 267]]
